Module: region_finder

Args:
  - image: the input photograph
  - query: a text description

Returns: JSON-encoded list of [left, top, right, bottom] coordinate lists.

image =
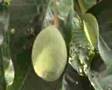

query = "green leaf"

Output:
[[43, 0, 74, 45], [32, 25, 67, 82], [78, 0, 97, 13], [83, 13, 99, 49], [99, 75, 112, 90], [98, 35, 112, 70], [1, 31, 15, 88], [0, 12, 15, 89], [85, 70, 104, 90], [43, 0, 74, 27], [86, 2, 112, 90], [4, 59, 15, 87], [50, 0, 74, 18], [68, 11, 90, 75], [54, 0, 74, 19]]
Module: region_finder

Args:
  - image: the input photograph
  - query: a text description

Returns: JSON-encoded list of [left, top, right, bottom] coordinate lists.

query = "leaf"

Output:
[[43, 0, 74, 46], [54, 0, 74, 19], [69, 52, 81, 75], [85, 70, 104, 90], [68, 11, 90, 75], [83, 13, 99, 49], [86, 2, 112, 90], [86, 70, 112, 90], [99, 75, 112, 90], [4, 59, 15, 87], [32, 25, 67, 82], [78, 0, 97, 13], [43, 0, 74, 27], [98, 35, 112, 69], [60, 64, 94, 90], [0, 13, 15, 88]]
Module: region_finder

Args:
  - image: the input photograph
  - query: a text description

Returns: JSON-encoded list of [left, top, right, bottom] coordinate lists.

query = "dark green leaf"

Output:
[[78, 0, 97, 13], [0, 11, 15, 89], [7, 0, 50, 90]]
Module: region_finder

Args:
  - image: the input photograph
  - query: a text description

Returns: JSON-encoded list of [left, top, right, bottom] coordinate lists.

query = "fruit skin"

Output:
[[32, 25, 67, 82]]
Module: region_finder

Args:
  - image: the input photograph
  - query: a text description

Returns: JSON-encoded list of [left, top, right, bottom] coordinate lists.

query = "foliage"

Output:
[[0, 0, 112, 90]]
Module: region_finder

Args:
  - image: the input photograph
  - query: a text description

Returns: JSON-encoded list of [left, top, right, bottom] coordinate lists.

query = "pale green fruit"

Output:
[[32, 25, 67, 81]]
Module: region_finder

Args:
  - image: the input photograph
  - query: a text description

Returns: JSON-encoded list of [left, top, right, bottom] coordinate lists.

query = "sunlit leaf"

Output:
[[32, 25, 67, 82], [68, 11, 91, 75], [4, 59, 15, 86], [83, 13, 99, 49], [85, 2, 112, 90]]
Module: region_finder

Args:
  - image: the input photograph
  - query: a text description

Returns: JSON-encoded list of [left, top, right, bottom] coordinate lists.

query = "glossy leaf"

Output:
[[83, 13, 99, 49], [84, 2, 112, 90]]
